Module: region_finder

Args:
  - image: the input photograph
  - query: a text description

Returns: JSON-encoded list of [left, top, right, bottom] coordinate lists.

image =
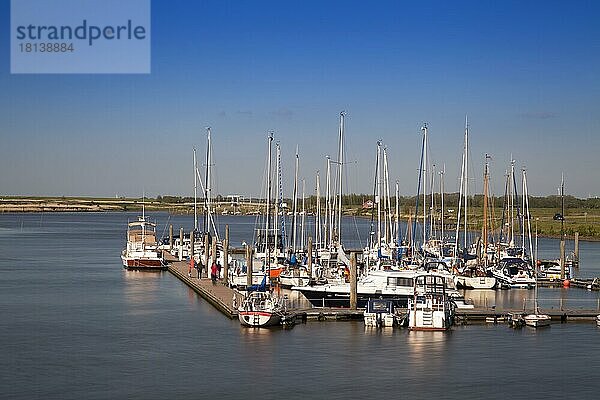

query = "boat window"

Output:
[[388, 277, 413, 287]]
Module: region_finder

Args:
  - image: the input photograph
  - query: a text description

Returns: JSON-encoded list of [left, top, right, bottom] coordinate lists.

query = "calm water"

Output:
[[1, 213, 600, 399]]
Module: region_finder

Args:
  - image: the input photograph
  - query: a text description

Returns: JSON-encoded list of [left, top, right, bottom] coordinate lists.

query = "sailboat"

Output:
[[238, 276, 285, 327], [524, 276, 551, 327], [490, 165, 536, 289], [455, 153, 496, 289]]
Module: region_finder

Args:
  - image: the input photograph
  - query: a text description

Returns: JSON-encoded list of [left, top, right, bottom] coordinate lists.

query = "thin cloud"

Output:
[[519, 111, 557, 120], [236, 110, 253, 116], [270, 108, 293, 119]]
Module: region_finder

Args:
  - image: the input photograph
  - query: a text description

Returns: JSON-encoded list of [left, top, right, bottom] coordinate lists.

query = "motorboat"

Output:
[[490, 258, 535, 289], [524, 313, 551, 328], [364, 299, 399, 327], [121, 215, 165, 270], [537, 259, 571, 280], [292, 269, 473, 309], [408, 274, 454, 331]]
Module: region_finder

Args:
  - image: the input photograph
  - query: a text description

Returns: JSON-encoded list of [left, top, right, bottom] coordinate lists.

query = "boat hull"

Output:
[[121, 255, 166, 270], [455, 276, 497, 289], [524, 314, 551, 328], [238, 311, 282, 327]]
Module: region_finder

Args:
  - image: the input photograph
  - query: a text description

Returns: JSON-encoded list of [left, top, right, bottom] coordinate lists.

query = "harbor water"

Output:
[[1, 213, 600, 399]]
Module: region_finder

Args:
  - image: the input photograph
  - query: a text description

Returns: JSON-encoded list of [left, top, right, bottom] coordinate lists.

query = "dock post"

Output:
[[169, 224, 173, 251], [560, 240, 566, 280], [350, 252, 357, 310], [246, 245, 253, 288], [204, 233, 210, 278], [179, 227, 184, 261], [212, 236, 218, 267], [189, 230, 195, 276], [307, 236, 313, 279], [574, 232, 579, 265], [223, 225, 229, 283]]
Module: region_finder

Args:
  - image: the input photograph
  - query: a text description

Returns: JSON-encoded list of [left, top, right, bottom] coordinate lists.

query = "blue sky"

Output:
[[1, 0, 599, 198]]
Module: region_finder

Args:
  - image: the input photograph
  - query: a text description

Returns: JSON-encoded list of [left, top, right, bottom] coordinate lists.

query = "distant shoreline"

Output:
[[2, 196, 598, 243]]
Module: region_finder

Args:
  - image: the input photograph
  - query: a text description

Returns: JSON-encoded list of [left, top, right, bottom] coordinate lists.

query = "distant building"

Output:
[[363, 200, 374, 209], [226, 194, 244, 206]]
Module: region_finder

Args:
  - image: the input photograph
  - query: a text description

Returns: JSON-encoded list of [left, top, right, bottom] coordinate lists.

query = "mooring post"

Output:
[[223, 225, 229, 283], [350, 252, 357, 310], [189, 230, 195, 276], [169, 224, 173, 251], [179, 227, 184, 261], [212, 236, 218, 270], [246, 245, 253, 288], [574, 231, 579, 265], [308, 236, 313, 280], [560, 239, 566, 280], [204, 232, 210, 276]]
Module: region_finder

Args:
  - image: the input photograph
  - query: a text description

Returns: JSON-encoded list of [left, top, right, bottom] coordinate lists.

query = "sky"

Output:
[[1, 0, 599, 198]]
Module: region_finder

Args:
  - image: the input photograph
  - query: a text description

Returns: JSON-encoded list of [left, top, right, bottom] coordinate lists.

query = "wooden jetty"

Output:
[[167, 257, 243, 319], [454, 307, 599, 324]]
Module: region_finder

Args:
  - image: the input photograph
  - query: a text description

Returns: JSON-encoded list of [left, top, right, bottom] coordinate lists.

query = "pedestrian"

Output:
[[195, 257, 204, 279], [211, 260, 218, 284], [217, 261, 222, 278]]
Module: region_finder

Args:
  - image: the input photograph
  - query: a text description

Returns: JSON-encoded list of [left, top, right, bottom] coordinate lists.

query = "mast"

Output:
[[430, 163, 436, 240], [422, 123, 428, 246], [141, 191, 146, 246], [292, 146, 299, 253], [454, 118, 467, 257], [383, 146, 392, 244], [376, 141, 382, 251], [301, 179, 306, 250], [561, 172, 565, 240], [412, 125, 426, 252], [316, 171, 321, 248], [337, 111, 346, 244], [395, 180, 400, 246], [203, 127, 212, 236], [326, 156, 332, 248], [482, 154, 490, 267], [464, 118, 468, 250], [440, 165, 445, 254], [274, 142, 281, 257], [265, 132, 274, 267], [193, 147, 198, 231], [523, 168, 534, 263], [509, 158, 515, 246]]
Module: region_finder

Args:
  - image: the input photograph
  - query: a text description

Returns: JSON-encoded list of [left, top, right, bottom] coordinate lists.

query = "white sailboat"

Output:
[[455, 152, 496, 289], [524, 280, 551, 328], [238, 286, 284, 327]]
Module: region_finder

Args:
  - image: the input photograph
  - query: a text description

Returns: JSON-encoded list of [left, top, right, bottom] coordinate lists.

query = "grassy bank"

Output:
[[2, 196, 599, 241]]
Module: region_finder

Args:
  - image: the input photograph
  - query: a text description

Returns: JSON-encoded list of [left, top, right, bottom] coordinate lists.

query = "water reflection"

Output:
[[123, 269, 164, 313], [405, 330, 450, 371], [363, 326, 395, 337]]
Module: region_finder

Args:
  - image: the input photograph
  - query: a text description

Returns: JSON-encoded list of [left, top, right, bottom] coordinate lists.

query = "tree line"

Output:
[[155, 193, 600, 209]]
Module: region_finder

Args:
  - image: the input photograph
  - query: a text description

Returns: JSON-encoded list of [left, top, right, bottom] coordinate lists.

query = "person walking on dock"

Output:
[[211, 261, 218, 285], [195, 257, 204, 279]]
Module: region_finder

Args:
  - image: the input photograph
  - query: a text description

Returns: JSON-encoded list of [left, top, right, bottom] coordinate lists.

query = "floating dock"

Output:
[[167, 258, 242, 318], [163, 252, 599, 325]]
